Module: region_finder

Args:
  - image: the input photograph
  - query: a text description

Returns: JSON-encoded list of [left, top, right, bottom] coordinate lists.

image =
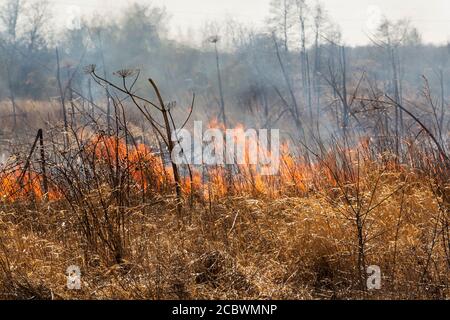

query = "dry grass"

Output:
[[0, 162, 448, 300], [0, 100, 61, 134], [0, 95, 448, 300]]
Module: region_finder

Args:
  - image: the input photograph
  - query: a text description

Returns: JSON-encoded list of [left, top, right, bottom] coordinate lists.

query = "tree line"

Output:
[[0, 0, 448, 141]]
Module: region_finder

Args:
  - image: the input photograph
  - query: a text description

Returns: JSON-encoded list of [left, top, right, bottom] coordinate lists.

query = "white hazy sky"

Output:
[[47, 0, 450, 45]]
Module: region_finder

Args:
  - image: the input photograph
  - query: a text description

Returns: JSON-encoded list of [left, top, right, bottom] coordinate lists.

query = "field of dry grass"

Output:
[[1, 0, 449, 303], [0, 108, 448, 299], [0, 100, 61, 134]]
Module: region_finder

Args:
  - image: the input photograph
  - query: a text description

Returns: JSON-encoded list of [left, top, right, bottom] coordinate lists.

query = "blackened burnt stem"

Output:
[[38, 129, 49, 196], [148, 78, 183, 206], [168, 106, 194, 208], [88, 70, 184, 209]]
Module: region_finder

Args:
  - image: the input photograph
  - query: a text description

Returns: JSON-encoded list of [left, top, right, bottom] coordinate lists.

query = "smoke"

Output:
[[0, 0, 449, 146]]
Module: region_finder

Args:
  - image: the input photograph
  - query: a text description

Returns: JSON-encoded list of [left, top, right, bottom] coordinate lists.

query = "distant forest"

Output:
[[0, 0, 449, 135]]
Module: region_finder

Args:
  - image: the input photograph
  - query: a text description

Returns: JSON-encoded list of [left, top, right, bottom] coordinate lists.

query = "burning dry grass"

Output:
[[0, 97, 448, 299], [0, 158, 448, 299]]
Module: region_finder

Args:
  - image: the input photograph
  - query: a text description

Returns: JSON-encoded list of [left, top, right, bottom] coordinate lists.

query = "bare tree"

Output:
[[295, 0, 312, 120], [268, 0, 295, 52], [369, 18, 421, 155], [0, 0, 21, 42], [22, 0, 51, 53], [437, 69, 446, 145], [312, 3, 324, 115], [0, 0, 22, 130], [208, 36, 227, 127], [272, 32, 304, 137], [321, 41, 351, 135], [55, 47, 68, 145]]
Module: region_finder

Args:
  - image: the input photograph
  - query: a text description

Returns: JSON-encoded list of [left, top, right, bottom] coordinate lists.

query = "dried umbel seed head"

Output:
[[113, 69, 137, 78], [208, 35, 220, 44], [83, 64, 96, 74]]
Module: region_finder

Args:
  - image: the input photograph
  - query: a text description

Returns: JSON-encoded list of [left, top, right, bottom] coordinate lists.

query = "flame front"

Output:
[[0, 124, 381, 203]]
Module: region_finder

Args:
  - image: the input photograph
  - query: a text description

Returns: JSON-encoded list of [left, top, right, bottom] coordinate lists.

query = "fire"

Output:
[[0, 122, 379, 203], [86, 134, 168, 192], [0, 168, 59, 201], [0, 134, 167, 202], [178, 120, 308, 199]]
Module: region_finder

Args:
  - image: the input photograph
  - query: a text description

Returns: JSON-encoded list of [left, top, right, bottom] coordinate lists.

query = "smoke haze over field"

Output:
[[47, 0, 450, 45], [1, 0, 450, 140]]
